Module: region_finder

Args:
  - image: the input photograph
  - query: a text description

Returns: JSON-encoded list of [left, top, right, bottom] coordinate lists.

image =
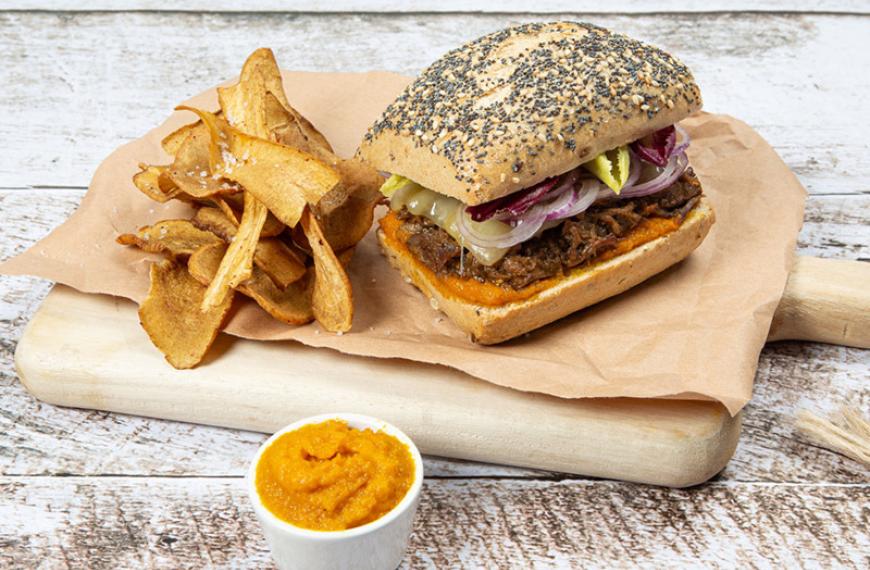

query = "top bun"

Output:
[[358, 22, 701, 206]]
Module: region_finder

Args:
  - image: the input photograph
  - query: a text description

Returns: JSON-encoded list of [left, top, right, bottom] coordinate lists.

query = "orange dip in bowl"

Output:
[[255, 419, 415, 531]]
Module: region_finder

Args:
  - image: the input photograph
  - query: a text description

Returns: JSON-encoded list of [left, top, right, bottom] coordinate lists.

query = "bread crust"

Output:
[[358, 22, 701, 206], [377, 197, 715, 344]]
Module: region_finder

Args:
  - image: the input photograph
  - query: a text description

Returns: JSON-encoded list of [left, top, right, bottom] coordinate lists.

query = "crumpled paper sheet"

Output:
[[0, 71, 806, 416]]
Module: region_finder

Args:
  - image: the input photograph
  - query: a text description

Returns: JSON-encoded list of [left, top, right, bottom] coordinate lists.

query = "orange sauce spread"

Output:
[[380, 211, 683, 307], [255, 419, 415, 531]]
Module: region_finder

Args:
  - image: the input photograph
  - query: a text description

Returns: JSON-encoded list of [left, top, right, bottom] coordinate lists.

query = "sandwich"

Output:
[[358, 22, 714, 344]]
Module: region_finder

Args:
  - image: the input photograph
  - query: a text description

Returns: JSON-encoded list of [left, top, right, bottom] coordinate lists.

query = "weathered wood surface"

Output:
[[0, 12, 868, 197], [1, 6, 868, 568], [1, 477, 867, 569], [6, 1, 870, 14]]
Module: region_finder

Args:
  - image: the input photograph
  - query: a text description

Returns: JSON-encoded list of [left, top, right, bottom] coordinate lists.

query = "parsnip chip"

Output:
[[336, 247, 355, 268], [133, 164, 180, 203], [192, 207, 304, 287], [287, 167, 379, 253], [161, 112, 222, 156], [187, 242, 225, 287], [255, 238, 307, 288], [260, 213, 286, 238], [192, 206, 237, 240], [211, 197, 240, 225], [218, 68, 269, 139], [178, 107, 340, 227], [301, 209, 353, 333], [244, 267, 314, 325], [201, 191, 268, 310], [210, 197, 285, 237], [268, 100, 379, 217], [168, 131, 240, 199], [220, 191, 245, 211], [139, 261, 233, 369], [117, 220, 222, 258], [232, 49, 288, 107], [232, 48, 332, 154], [265, 91, 333, 156], [265, 91, 312, 152], [315, 183, 379, 251], [190, 243, 313, 325], [242, 54, 377, 223], [121, 48, 368, 368], [216, 48, 289, 246], [214, 193, 285, 236], [258, 66, 380, 249], [288, 224, 308, 255], [271, 118, 380, 249]]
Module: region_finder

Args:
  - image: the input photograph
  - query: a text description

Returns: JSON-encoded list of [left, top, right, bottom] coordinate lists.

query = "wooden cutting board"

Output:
[[14, 257, 869, 487]]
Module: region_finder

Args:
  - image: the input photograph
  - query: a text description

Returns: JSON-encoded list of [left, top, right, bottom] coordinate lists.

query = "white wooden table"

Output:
[[1, 2, 868, 567]]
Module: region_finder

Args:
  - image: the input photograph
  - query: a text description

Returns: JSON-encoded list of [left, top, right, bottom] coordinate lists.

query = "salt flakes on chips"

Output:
[[118, 48, 382, 368]]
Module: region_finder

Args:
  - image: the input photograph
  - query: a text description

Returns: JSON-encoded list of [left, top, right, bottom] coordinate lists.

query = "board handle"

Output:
[[768, 256, 870, 348]]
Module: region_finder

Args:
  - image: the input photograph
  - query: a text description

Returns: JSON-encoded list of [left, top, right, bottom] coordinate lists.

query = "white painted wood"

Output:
[[5, 1, 869, 14], [0, 8, 868, 567], [797, 195, 870, 260], [1, 477, 867, 568], [15, 285, 741, 487], [0, 13, 868, 197]]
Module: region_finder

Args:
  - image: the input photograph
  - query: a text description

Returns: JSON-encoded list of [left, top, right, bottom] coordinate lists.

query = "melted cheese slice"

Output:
[[388, 182, 511, 266]]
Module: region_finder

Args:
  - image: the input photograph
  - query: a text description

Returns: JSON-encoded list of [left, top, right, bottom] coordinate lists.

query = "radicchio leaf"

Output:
[[466, 177, 558, 222], [631, 125, 676, 167]]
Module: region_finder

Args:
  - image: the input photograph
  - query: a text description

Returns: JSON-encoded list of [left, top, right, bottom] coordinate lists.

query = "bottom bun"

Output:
[[378, 197, 715, 344]]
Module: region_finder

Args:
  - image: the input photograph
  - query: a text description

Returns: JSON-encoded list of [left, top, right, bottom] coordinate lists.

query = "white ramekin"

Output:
[[247, 413, 424, 570]]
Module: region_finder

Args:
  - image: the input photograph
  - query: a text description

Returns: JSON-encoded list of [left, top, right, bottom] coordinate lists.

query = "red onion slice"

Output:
[[456, 208, 548, 249], [618, 152, 688, 198], [497, 171, 579, 223], [545, 178, 601, 221], [673, 124, 691, 157], [451, 123, 691, 249], [538, 185, 576, 221], [455, 174, 605, 250]]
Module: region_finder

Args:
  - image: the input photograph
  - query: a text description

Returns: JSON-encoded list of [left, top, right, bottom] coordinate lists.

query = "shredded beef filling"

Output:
[[397, 171, 703, 290]]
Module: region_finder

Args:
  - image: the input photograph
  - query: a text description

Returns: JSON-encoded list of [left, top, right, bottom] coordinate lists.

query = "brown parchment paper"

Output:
[[0, 71, 806, 415]]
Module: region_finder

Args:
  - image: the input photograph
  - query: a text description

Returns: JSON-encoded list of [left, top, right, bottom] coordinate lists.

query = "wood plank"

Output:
[[16, 285, 743, 487], [0, 477, 866, 568], [1, 190, 868, 482], [5, 1, 869, 14], [0, 13, 868, 196]]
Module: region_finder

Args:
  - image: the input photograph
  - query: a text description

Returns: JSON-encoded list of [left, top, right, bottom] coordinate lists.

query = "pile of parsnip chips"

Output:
[[118, 49, 382, 368]]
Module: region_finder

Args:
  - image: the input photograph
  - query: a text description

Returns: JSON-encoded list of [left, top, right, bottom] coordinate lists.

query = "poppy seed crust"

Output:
[[359, 21, 702, 206]]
